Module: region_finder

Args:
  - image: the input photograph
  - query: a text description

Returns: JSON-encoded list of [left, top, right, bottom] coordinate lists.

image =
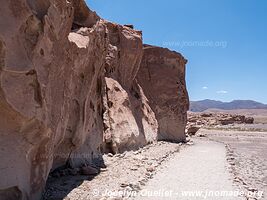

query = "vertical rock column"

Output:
[[137, 45, 189, 142], [102, 22, 158, 153]]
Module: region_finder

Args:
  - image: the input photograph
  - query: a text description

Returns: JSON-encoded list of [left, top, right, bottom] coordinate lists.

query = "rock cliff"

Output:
[[137, 45, 189, 141], [102, 22, 158, 154], [0, 0, 188, 199]]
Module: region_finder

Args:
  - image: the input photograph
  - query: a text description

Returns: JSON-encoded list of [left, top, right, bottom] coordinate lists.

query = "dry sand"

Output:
[[43, 127, 266, 200], [133, 139, 245, 200], [200, 129, 267, 200], [43, 141, 186, 200]]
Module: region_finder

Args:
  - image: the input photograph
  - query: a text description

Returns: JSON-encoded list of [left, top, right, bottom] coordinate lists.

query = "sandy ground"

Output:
[[205, 123, 267, 132], [43, 141, 186, 200], [43, 126, 266, 200], [200, 128, 267, 200], [132, 139, 244, 200]]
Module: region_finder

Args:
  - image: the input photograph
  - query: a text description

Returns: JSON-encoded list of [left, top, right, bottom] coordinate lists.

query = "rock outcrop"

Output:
[[0, 1, 108, 199], [137, 45, 189, 141], [102, 22, 158, 154], [188, 112, 254, 126], [0, 0, 188, 199], [186, 112, 255, 135]]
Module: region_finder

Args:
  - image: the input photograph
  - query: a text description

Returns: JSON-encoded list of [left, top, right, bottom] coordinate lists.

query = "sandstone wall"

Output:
[[102, 22, 158, 153], [0, 1, 188, 199], [137, 45, 189, 141], [0, 0, 107, 199]]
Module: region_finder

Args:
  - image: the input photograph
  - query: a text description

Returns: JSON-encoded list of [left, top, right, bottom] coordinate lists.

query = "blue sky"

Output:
[[86, 0, 267, 104]]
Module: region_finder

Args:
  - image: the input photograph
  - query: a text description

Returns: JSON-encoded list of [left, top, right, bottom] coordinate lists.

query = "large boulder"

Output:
[[137, 45, 189, 141], [244, 117, 254, 124], [186, 125, 201, 136], [102, 22, 158, 153], [103, 77, 158, 153]]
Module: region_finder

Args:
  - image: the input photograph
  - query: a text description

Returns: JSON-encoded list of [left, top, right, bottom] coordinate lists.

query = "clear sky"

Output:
[[86, 0, 267, 104]]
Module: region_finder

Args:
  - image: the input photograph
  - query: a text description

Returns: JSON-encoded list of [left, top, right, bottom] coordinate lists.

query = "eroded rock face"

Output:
[[0, 0, 107, 199], [137, 45, 189, 142], [104, 21, 143, 88], [102, 22, 158, 153], [103, 77, 158, 153], [70, 0, 100, 28], [0, 0, 188, 199]]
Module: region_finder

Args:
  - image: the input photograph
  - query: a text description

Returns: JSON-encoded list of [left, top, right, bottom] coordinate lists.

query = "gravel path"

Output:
[[44, 137, 262, 200], [43, 141, 185, 200], [201, 129, 267, 200], [133, 139, 245, 200]]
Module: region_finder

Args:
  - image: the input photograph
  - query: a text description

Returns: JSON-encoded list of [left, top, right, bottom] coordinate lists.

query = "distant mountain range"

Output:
[[190, 99, 267, 112]]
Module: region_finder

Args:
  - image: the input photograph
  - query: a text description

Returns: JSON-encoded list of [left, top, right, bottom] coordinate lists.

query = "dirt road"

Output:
[[133, 139, 245, 200], [44, 131, 265, 200], [201, 129, 267, 200]]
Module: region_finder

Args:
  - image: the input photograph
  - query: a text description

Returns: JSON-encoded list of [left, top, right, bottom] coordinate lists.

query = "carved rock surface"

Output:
[[0, 1, 188, 199], [137, 45, 189, 141]]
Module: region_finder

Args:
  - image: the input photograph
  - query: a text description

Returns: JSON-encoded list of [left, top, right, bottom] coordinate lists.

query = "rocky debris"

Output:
[[186, 126, 201, 135], [137, 45, 189, 142], [43, 141, 186, 200], [202, 129, 266, 200], [244, 117, 254, 124], [195, 132, 206, 137], [186, 112, 255, 135], [146, 166, 156, 172], [49, 163, 104, 178], [0, 0, 189, 199], [81, 165, 99, 176], [200, 113, 213, 117], [218, 115, 246, 125], [225, 144, 264, 200]]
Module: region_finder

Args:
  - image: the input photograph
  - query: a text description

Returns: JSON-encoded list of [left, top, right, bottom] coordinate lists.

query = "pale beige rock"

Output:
[[137, 45, 189, 142]]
